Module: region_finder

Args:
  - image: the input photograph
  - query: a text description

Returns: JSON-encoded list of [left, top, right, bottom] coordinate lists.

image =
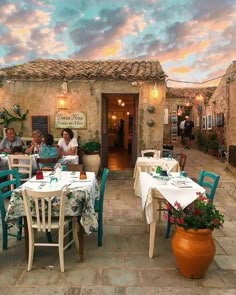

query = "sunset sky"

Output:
[[0, 0, 235, 86]]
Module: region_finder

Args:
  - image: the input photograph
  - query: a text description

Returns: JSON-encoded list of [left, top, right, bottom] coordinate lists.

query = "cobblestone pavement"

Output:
[[0, 147, 236, 294]]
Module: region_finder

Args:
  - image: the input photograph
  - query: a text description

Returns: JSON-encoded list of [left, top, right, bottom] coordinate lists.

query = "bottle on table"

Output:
[[156, 166, 161, 174]]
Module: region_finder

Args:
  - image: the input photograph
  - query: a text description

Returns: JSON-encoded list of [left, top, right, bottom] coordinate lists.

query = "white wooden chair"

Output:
[[8, 155, 33, 189], [141, 149, 160, 159], [22, 188, 80, 272]]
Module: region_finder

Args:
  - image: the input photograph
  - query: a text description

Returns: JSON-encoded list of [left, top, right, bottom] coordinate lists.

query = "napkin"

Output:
[[171, 179, 193, 188]]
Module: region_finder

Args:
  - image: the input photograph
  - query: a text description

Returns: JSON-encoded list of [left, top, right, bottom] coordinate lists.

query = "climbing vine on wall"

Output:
[[0, 104, 29, 136]]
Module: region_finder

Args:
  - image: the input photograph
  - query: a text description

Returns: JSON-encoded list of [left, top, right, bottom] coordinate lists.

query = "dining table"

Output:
[[139, 171, 205, 258], [5, 171, 99, 235], [133, 157, 180, 197]]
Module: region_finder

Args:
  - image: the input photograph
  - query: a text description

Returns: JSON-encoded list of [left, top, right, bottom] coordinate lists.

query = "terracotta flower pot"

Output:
[[172, 226, 216, 279]]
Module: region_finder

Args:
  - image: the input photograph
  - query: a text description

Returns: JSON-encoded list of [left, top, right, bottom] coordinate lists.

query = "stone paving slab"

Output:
[[1, 147, 236, 294]]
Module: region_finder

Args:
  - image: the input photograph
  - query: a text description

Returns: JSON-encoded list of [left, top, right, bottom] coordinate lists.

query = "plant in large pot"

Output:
[[166, 193, 224, 279], [81, 141, 101, 175], [207, 132, 219, 156]]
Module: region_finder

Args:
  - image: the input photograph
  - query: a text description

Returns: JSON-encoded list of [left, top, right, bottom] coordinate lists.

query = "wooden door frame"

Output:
[[101, 93, 138, 169]]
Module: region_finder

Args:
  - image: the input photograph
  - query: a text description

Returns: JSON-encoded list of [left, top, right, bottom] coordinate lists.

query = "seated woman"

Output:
[[39, 134, 59, 169], [25, 129, 44, 154], [57, 128, 78, 156]]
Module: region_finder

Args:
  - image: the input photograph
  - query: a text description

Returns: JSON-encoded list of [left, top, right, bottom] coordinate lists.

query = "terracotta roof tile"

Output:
[[166, 87, 216, 99], [0, 59, 165, 81]]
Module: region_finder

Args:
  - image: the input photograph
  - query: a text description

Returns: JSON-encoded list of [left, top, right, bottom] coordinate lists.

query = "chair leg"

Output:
[[58, 226, 65, 272], [0, 203, 8, 250], [97, 220, 103, 247], [17, 217, 23, 241], [27, 229, 34, 271], [165, 215, 172, 239], [2, 220, 8, 250], [46, 230, 53, 243], [68, 221, 73, 249]]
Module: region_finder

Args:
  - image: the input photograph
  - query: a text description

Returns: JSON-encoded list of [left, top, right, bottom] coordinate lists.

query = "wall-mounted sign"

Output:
[[55, 112, 87, 129]]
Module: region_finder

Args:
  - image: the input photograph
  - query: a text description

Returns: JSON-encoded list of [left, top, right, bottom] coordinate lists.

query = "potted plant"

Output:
[[165, 193, 224, 279], [82, 141, 100, 154], [81, 141, 101, 175], [207, 132, 219, 156]]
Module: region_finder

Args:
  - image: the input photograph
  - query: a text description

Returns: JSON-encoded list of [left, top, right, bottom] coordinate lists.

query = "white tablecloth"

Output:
[[134, 157, 180, 197], [140, 172, 205, 224]]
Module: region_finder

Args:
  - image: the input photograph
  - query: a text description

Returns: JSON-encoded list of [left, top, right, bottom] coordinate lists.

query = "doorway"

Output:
[[101, 93, 138, 170]]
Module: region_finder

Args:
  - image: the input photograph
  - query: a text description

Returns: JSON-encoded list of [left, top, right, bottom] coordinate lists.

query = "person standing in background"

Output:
[[184, 116, 194, 149], [179, 117, 186, 145], [117, 119, 124, 148]]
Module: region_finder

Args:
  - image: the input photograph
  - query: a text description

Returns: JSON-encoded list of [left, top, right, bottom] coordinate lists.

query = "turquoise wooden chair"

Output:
[[94, 168, 109, 246], [198, 170, 220, 201], [165, 170, 220, 239], [0, 169, 22, 250]]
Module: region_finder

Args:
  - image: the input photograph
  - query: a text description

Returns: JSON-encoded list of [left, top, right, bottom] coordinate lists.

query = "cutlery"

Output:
[[38, 183, 47, 189]]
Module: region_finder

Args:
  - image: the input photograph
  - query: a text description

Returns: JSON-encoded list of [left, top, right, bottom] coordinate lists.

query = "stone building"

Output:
[[0, 59, 166, 168], [164, 87, 216, 144], [208, 61, 236, 174]]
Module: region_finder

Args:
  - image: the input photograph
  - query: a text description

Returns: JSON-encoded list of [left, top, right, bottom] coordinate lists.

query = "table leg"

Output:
[[149, 198, 158, 258], [77, 217, 84, 261]]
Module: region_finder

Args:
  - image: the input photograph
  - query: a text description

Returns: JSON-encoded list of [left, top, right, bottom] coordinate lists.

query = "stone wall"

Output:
[[209, 61, 236, 175], [0, 79, 165, 153]]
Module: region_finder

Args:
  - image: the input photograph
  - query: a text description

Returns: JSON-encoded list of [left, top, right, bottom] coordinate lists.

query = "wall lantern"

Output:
[[56, 95, 68, 110], [153, 82, 158, 99]]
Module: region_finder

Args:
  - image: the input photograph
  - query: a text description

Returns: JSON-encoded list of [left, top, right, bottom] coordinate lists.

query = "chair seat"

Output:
[[32, 216, 72, 230]]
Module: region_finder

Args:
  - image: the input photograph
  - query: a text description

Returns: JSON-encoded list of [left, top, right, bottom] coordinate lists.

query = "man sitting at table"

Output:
[[0, 127, 23, 153], [39, 134, 59, 169], [25, 129, 44, 154]]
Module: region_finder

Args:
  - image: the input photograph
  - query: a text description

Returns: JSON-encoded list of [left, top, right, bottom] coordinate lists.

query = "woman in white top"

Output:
[[57, 128, 78, 156]]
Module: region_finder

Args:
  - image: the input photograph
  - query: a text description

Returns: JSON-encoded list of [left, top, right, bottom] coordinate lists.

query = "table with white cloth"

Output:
[[133, 157, 180, 197], [5, 171, 99, 235], [139, 172, 205, 258]]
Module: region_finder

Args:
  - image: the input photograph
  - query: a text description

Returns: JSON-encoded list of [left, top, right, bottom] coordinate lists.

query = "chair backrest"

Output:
[[0, 169, 20, 217], [138, 165, 157, 173], [66, 164, 83, 172], [22, 188, 66, 232], [162, 144, 174, 157], [36, 157, 58, 171], [0, 169, 21, 199], [8, 155, 33, 182], [179, 153, 187, 171], [198, 170, 220, 201], [141, 149, 160, 159]]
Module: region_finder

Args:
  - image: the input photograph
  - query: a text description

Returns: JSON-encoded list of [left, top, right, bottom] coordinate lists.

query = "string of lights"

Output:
[[166, 70, 236, 85]]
